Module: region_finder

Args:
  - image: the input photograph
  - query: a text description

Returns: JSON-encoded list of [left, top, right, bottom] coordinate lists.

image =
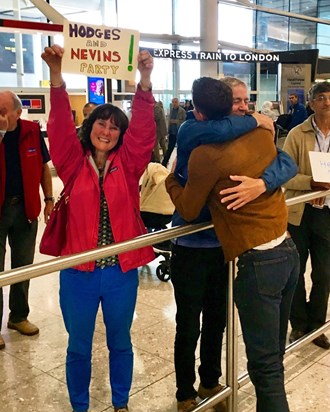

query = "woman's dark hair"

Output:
[[79, 103, 129, 155]]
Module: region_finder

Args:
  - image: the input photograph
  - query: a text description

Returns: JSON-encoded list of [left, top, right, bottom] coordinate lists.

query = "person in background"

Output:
[[287, 92, 308, 131], [162, 97, 186, 168], [260, 100, 278, 121], [82, 102, 98, 120], [184, 100, 194, 112], [305, 90, 315, 117], [166, 76, 299, 412], [283, 81, 330, 350], [41, 44, 155, 412], [76, 102, 99, 137], [168, 76, 297, 412], [152, 99, 167, 163], [0, 91, 54, 350]]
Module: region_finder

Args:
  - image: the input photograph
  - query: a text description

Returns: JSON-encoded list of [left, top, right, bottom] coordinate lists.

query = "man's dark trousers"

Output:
[[0, 199, 37, 330]]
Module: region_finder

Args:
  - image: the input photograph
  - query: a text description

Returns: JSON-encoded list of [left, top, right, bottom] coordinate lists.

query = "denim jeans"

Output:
[[234, 238, 299, 412], [60, 265, 138, 412], [170, 244, 228, 402]]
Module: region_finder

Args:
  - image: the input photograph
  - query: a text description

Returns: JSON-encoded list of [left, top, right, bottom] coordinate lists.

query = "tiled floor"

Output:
[[0, 176, 329, 412]]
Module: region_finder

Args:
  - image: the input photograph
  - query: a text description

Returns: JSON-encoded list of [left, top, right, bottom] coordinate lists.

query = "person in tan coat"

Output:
[[283, 81, 330, 350]]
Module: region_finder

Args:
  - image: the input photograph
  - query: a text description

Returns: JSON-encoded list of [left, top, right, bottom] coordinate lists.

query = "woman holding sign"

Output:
[[41, 44, 155, 412]]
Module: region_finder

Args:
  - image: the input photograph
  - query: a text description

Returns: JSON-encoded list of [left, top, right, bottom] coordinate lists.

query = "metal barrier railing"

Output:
[[1, 189, 329, 288], [1, 189, 330, 412], [0, 222, 213, 288]]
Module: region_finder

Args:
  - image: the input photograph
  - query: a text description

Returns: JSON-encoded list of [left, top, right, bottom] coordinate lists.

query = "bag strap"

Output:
[[55, 161, 82, 204]]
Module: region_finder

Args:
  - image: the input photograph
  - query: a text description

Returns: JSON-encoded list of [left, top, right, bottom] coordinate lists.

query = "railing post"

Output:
[[226, 259, 238, 412]]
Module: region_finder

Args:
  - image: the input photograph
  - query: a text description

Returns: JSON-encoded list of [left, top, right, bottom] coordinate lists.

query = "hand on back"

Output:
[[252, 112, 275, 134]]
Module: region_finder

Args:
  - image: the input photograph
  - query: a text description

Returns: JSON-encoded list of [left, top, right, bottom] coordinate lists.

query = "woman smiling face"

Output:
[[90, 118, 121, 153]]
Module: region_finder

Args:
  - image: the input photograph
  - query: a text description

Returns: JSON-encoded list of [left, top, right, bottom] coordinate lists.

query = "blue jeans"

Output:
[[234, 238, 299, 412], [60, 265, 138, 412]]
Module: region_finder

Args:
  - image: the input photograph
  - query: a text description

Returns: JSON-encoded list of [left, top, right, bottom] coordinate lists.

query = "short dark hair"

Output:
[[79, 103, 129, 155], [308, 81, 330, 101], [83, 102, 98, 110], [192, 77, 232, 120]]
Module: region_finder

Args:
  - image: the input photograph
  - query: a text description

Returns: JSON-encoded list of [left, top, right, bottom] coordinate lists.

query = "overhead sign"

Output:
[[62, 21, 140, 81], [146, 48, 280, 62]]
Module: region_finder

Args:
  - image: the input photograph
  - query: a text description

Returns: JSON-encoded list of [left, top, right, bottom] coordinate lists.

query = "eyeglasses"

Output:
[[313, 95, 330, 103]]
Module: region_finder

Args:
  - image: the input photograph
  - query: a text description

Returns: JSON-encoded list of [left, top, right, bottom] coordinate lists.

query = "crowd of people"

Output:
[[0, 44, 329, 412]]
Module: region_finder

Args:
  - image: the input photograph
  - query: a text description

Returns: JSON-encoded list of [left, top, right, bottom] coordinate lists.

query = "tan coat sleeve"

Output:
[[282, 127, 314, 191]]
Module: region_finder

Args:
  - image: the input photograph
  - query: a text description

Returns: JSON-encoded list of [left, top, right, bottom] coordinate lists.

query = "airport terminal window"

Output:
[[218, 4, 254, 48], [255, 11, 318, 52], [177, 44, 200, 91], [318, 23, 330, 56], [318, 2, 330, 55], [259, 74, 278, 104], [289, 19, 317, 51], [256, 12, 289, 50], [0, 1, 46, 20], [139, 41, 173, 91], [117, 0, 172, 34], [289, 1, 317, 16], [0, 33, 34, 73], [179, 58, 200, 91], [152, 57, 173, 91], [174, 0, 200, 37], [0, 31, 45, 88], [222, 61, 254, 91], [319, 0, 330, 17], [256, 1, 289, 11]]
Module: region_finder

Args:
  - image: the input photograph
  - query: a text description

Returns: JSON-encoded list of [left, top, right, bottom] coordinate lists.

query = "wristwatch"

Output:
[[44, 196, 55, 203]]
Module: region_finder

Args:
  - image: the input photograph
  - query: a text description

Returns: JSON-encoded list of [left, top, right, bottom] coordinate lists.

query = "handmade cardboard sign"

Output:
[[62, 21, 140, 81], [309, 151, 330, 183]]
